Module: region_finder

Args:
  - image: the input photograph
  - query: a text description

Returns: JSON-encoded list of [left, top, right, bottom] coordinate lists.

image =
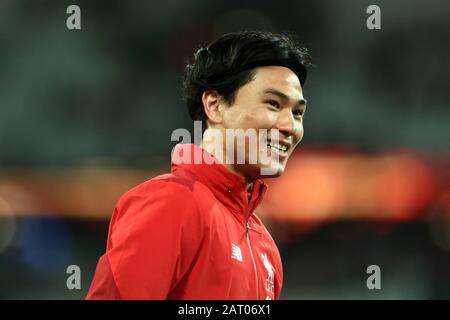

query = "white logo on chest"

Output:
[[261, 253, 275, 294], [231, 243, 243, 262]]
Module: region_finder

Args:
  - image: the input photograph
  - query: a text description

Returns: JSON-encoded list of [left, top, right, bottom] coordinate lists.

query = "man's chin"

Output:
[[258, 162, 285, 178]]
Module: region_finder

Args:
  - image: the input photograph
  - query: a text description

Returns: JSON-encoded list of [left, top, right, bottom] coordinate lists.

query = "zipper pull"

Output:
[[246, 222, 250, 235]]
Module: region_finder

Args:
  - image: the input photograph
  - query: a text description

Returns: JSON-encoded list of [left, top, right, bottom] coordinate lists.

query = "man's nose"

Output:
[[276, 108, 301, 139]]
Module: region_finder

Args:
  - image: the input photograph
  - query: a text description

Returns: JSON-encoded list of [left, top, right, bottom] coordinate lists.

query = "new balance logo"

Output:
[[231, 243, 243, 262]]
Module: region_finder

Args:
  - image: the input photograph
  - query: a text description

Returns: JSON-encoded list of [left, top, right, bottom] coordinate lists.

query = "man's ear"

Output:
[[202, 90, 224, 126]]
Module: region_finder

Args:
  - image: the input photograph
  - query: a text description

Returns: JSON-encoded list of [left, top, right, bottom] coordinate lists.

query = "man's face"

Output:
[[220, 65, 306, 179]]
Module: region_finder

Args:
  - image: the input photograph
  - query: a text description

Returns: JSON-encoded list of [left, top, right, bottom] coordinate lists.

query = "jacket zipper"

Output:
[[246, 222, 260, 299]]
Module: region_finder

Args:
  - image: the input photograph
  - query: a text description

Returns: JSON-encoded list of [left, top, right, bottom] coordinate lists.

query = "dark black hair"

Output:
[[182, 30, 310, 133]]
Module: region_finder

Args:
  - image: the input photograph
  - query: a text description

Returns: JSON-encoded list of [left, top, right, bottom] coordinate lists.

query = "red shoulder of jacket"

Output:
[[119, 173, 195, 202], [88, 173, 205, 299], [112, 173, 197, 221]]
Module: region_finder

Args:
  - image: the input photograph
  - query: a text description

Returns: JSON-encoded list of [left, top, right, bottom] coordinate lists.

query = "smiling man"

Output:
[[199, 65, 307, 180], [87, 30, 310, 300]]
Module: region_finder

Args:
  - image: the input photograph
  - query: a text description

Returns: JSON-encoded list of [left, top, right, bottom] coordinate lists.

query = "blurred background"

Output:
[[0, 0, 449, 299]]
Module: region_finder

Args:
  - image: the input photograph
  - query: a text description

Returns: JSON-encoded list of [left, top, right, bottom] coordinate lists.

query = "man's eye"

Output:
[[293, 109, 304, 118], [267, 100, 280, 108]]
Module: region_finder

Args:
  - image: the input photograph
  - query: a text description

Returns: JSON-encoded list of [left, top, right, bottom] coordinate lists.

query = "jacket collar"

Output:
[[171, 144, 267, 223]]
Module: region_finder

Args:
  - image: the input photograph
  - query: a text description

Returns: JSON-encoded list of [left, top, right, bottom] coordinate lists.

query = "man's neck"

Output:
[[200, 141, 256, 189]]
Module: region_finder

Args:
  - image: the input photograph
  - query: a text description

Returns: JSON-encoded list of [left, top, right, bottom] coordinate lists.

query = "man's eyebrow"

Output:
[[262, 88, 307, 106]]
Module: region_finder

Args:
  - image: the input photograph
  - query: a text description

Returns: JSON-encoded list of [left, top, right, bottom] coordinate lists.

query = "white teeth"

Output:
[[267, 142, 288, 152]]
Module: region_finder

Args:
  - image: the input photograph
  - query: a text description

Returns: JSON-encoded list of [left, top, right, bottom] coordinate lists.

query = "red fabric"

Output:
[[87, 144, 283, 300]]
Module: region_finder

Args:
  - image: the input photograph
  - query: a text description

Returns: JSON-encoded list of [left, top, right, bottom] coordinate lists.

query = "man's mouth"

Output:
[[266, 139, 291, 156]]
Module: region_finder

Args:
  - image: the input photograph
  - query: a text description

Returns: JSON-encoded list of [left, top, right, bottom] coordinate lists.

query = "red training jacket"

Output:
[[87, 144, 283, 299]]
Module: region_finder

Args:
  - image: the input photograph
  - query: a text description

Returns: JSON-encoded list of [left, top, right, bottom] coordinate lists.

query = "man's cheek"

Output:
[[242, 112, 262, 127], [289, 140, 301, 157], [295, 128, 304, 145]]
